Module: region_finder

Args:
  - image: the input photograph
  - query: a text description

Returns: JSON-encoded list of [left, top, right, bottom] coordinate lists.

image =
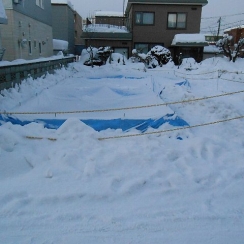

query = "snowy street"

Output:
[[0, 57, 244, 243]]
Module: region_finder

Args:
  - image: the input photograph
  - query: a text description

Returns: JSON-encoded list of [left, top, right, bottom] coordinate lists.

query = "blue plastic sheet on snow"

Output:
[[0, 114, 189, 132]]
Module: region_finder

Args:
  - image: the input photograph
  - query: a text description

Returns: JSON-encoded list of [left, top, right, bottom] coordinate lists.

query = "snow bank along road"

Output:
[[0, 57, 244, 243]]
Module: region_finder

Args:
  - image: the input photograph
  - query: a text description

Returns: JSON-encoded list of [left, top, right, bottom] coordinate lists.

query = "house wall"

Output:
[[129, 4, 202, 49], [52, 4, 75, 54], [95, 16, 125, 26], [3, 0, 52, 26], [224, 28, 244, 45], [74, 11, 83, 45], [1, 9, 53, 61]]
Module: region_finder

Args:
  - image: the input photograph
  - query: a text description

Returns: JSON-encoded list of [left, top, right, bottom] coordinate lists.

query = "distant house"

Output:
[[81, 11, 132, 58], [74, 10, 85, 55], [223, 25, 244, 58], [204, 34, 222, 44], [95, 11, 125, 26], [82, 0, 208, 62], [51, 1, 84, 55], [224, 25, 244, 45], [1, 0, 53, 61], [51, 0, 75, 54], [0, 0, 8, 60]]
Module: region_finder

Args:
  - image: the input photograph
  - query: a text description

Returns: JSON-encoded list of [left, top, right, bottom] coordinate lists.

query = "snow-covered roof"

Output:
[[95, 11, 124, 17], [224, 25, 244, 33], [203, 45, 222, 53], [172, 34, 208, 46], [0, 0, 7, 24], [83, 24, 129, 33], [51, 0, 74, 10]]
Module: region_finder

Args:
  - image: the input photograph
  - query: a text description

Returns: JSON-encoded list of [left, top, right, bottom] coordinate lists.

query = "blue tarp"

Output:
[[0, 114, 189, 132]]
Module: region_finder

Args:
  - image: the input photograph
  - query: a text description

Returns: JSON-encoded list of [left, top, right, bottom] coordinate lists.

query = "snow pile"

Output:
[[0, 57, 244, 243], [204, 45, 222, 53], [53, 39, 68, 51]]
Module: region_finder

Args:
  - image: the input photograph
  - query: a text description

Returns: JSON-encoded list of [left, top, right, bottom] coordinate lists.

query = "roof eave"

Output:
[[125, 0, 208, 14]]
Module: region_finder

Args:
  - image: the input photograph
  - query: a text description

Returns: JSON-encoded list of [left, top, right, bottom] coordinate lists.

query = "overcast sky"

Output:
[[69, 0, 244, 34]]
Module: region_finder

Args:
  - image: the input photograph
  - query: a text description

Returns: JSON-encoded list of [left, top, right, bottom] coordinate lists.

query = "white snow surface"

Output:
[[51, 0, 74, 9], [95, 11, 124, 17], [204, 45, 222, 53], [0, 56, 244, 243], [172, 34, 208, 45], [83, 24, 128, 33]]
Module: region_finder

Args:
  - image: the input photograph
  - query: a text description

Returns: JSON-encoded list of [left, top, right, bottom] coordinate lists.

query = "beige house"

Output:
[[1, 0, 53, 61]]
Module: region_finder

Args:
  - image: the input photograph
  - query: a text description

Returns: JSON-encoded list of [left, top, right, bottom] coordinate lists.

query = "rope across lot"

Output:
[[2, 68, 244, 141], [24, 114, 244, 141], [1, 89, 244, 116]]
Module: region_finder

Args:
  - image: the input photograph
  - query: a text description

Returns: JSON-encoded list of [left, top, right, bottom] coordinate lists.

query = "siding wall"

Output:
[[6, 0, 53, 26], [1, 10, 53, 61], [130, 4, 202, 48], [52, 4, 75, 54]]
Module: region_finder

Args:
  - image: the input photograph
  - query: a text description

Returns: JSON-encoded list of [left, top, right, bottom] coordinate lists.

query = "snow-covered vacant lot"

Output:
[[0, 56, 244, 243]]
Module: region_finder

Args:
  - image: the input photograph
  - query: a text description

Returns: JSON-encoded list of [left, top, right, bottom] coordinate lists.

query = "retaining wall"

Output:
[[0, 56, 74, 91]]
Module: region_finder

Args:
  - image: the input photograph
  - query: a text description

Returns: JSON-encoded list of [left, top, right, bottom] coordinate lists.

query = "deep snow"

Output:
[[0, 55, 244, 243]]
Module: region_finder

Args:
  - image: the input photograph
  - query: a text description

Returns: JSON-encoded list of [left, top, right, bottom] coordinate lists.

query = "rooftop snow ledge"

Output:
[[95, 11, 124, 17], [51, 0, 74, 9], [171, 34, 208, 46], [83, 24, 129, 33]]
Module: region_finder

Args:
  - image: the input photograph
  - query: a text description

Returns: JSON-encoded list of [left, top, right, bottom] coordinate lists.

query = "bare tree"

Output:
[[216, 34, 244, 62]]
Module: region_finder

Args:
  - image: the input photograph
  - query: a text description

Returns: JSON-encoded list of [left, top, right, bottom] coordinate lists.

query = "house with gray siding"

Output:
[[1, 0, 53, 61], [51, 1, 75, 54]]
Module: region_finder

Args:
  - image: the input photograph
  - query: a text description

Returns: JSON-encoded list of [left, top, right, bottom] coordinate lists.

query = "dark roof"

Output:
[[126, 0, 208, 13]]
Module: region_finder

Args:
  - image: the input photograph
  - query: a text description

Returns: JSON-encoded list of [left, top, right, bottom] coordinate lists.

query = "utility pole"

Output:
[[216, 17, 221, 41], [123, 0, 126, 25]]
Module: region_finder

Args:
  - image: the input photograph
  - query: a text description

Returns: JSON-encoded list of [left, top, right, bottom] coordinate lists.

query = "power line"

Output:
[[202, 12, 244, 20], [201, 20, 244, 31]]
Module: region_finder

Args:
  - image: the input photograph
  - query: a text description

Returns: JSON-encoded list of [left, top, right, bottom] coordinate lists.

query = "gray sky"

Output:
[[70, 0, 244, 33]]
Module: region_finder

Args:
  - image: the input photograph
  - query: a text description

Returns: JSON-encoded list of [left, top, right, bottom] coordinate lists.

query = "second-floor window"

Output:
[[135, 12, 154, 25], [167, 13, 187, 29], [36, 0, 44, 9]]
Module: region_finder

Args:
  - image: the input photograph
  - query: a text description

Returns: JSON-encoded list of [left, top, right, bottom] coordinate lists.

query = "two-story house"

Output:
[[82, 0, 208, 63], [1, 0, 53, 61]]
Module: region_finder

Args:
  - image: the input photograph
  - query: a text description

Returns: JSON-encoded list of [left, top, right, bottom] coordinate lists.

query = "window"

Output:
[[36, 0, 44, 9], [28, 40, 32, 55], [135, 12, 154, 25], [39, 42, 42, 54], [168, 13, 186, 29]]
